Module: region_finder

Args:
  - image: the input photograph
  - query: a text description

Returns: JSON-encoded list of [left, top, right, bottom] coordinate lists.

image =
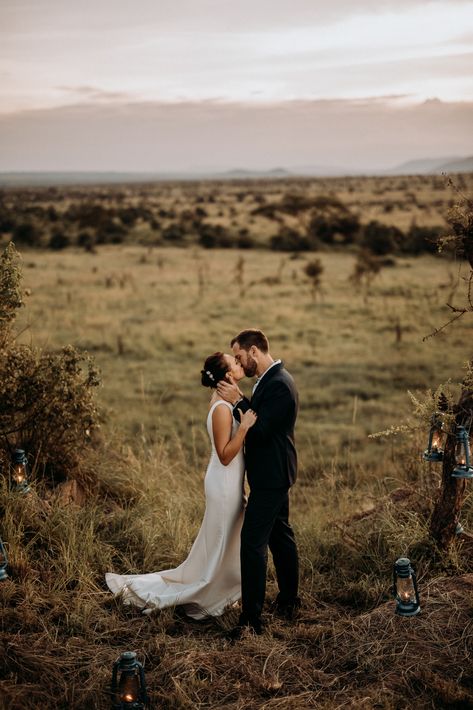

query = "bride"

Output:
[[105, 352, 257, 619]]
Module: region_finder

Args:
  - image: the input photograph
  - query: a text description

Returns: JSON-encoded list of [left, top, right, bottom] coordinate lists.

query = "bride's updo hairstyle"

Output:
[[201, 352, 229, 389]]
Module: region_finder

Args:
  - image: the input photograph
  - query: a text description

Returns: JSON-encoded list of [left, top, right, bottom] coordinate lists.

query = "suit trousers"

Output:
[[240, 487, 299, 624]]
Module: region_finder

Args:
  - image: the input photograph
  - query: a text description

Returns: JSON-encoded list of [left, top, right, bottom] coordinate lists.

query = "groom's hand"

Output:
[[217, 379, 242, 405]]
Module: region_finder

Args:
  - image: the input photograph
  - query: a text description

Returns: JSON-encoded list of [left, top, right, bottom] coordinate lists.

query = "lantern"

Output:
[[0, 536, 8, 581], [392, 558, 420, 617], [111, 652, 148, 709], [452, 426, 473, 479], [423, 414, 444, 462], [10, 449, 31, 493]]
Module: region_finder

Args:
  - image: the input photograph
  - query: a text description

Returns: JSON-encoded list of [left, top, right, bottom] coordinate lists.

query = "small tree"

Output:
[[349, 249, 383, 292], [304, 258, 324, 301]]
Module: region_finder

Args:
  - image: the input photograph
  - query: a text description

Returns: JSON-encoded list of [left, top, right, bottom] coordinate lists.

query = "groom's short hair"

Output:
[[231, 329, 269, 353]]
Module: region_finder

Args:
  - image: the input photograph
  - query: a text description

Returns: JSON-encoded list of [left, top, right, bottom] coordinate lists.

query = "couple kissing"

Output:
[[106, 328, 300, 639]]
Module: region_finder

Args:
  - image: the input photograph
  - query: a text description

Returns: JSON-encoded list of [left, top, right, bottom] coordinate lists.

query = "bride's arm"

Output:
[[212, 405, 256, 466]]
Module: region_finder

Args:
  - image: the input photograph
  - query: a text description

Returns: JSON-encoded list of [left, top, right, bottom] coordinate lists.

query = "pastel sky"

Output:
[[1, 0, 472, 172]]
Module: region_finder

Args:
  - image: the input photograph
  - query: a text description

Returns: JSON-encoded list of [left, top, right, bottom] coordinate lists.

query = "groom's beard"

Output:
[[243, 355, 257, 377]]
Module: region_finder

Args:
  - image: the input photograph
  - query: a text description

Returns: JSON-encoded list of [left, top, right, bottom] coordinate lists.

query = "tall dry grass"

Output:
[[1, 431, 472, 708]]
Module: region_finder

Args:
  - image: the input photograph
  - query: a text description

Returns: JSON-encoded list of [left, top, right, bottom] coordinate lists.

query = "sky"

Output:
[[1, 0, 472, 172]]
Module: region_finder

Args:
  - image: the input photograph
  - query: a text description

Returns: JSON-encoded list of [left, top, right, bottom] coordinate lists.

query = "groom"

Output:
[[217, 328, 300, 637]]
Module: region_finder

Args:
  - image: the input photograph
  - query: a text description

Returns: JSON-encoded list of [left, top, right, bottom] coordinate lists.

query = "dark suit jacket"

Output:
[[234, 362, 298, 490]]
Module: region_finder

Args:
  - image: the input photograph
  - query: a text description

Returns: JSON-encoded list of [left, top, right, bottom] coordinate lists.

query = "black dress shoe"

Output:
[[227, 619, 264, 641], [273, 597, 302, 621]]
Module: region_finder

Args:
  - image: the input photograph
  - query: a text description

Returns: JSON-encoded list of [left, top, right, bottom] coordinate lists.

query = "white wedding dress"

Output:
[[105, 400, 245, 619]]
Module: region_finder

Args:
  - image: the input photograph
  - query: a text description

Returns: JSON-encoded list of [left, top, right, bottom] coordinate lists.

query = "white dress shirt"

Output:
[[252, 359, 282, 394]]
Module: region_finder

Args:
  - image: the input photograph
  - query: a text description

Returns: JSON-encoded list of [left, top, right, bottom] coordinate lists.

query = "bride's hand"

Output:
[[238, 408, 257, 431]]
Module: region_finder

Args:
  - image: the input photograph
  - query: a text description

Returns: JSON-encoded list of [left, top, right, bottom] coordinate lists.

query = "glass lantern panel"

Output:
[[455, 440, 466, 466], [396, 576, 416, 603], [119, 673, 140, 703], [13, 464, 26, 483]]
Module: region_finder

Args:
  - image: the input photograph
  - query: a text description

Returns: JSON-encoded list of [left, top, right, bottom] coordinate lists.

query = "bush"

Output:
[[162, 223, 186, 243], [0, 243, 23, 345], [308, 198, 360, 245], [271, 227, 313, 252], [236, 229, 255, 249], [49, 232, 70, 250], [402, 223, 442, 256], [0, 244, 101, 490], [361, 221, 403, 255], [77, 231, 96, 251], [197, 223, 233, 248], [0, 208, 15, 234], [12, 223, 41, 247]]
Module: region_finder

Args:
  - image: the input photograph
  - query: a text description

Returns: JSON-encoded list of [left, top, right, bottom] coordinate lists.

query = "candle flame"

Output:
[[13, 465, 25, 483]]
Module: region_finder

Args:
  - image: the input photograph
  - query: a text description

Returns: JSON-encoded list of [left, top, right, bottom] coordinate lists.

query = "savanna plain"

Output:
[[1, 174, 473, 709]]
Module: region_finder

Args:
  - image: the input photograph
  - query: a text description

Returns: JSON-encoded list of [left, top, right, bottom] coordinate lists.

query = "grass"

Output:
[[15, 245, 473, 472], [1, 175, 473, 707]]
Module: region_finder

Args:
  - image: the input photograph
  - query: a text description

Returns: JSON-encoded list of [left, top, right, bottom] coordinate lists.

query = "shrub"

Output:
[[237, 229, 255, 249], [0, 244, 101, 490], [0, 243, 23, 346], [349, 249, 384, 289], [402, 223, 443, 256], [361, 221, 403, 255], [0, 343, 101, 488], [0, 208, 15, 234], [96, 220, 126, 245], [162, 223, 186, 243], [304, 258, 324, 280], [77, 231, 96, 251], [270, 227, 313, 252], [12, 223, 41, 247], [49, 232, 70, 250], [308, 198, 360, 245], [197, 223, 233, 248]]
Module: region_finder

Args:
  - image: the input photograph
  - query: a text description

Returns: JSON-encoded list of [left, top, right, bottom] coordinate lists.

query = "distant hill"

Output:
[[1, 157, 472, 187], [389, 156, 473, 175], [438, 156, 473, 174]]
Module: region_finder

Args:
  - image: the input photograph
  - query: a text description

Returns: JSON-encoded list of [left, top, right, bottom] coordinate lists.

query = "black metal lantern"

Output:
[[111, 652, 148, 709], [452, 426, 473, 479], [423, 413, 444, 462], [392, 558, 420, 617], [0, 536, 8, 581], [10, 449, 31, 493]]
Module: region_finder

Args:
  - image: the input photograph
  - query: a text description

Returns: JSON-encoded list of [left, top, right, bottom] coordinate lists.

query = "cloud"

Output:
[[56, 85, 134, 102], [0, 97, 472, 172]]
